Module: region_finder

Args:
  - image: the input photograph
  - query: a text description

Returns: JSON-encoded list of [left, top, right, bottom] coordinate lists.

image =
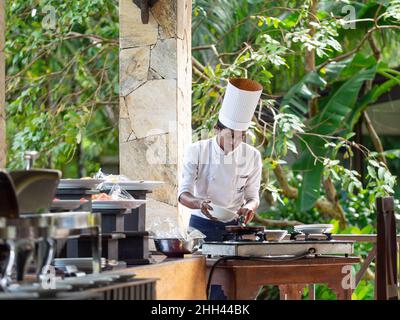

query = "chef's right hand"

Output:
[[198, 199, 217, 221]]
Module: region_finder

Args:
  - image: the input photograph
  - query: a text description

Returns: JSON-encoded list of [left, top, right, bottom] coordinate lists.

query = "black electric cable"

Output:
[[206, 248, 316, 300]]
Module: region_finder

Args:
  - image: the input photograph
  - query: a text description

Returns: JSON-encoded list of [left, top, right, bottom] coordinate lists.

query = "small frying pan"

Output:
[[0, 171, 19, 219], [225, 225, 265, 235]]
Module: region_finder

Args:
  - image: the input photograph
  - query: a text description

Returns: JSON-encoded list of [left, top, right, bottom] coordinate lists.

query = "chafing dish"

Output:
[[0, 152, 103, 293], [0, 212, 102, 291]]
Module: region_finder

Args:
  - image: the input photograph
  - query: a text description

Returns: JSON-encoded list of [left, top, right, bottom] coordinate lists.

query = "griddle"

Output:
[[202, 240, 354, 257]]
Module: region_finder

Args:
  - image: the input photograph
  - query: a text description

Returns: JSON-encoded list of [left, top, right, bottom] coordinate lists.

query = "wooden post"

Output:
[[375, 196, 398, 300], [0, 0, 6, 168]]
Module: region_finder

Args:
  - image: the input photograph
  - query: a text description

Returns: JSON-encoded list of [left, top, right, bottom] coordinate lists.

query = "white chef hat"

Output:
[[218, 78, 263, 131]]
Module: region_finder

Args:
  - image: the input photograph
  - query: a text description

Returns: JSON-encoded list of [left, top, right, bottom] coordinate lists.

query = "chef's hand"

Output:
[[198, 199, 218, 221], [178, 192, 218, 221], [237, 207, 255, 224]]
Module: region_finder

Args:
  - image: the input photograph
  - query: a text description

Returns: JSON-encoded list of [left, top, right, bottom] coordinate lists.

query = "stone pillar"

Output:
[[0, 0, 6, 168], [119, 0, 192, 227]]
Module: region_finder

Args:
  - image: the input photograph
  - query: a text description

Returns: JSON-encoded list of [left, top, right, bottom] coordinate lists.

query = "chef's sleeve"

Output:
[[244, 150, 262, 203], [178, 144, 199, 200]]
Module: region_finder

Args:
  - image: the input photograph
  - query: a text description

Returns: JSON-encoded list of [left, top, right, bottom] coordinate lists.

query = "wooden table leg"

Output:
[[329, 283, 353, 300], [231, 269, 263, 299], [279, 284, 306, 300], [308, 284, 315, 300], [208, 267, 235, 299], [235, 284, 262, 300]]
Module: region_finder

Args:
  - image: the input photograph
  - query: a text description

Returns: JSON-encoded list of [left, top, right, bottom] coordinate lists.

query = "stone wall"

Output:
[[0, 0, 6, 168], [119, 0, 192, 229]]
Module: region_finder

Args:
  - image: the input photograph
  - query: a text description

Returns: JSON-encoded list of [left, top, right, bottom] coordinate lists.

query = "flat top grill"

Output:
[[201, 239, 355, 258], [205, 240, 352, 245]]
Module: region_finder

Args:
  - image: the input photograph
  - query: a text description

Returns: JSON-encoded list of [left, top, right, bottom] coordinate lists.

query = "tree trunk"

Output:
[[364, 36, 387, 166], [304, 0, 347, 227], [0, 0, 6, 168], [306, 0, 318, 117], [363, 111, 387, 165], [322, 177, 347, 228], [273, 164, 298, 199]]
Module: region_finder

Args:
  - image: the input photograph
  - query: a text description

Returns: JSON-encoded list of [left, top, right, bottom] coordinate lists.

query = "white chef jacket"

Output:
[[178, 137, 262, 220]]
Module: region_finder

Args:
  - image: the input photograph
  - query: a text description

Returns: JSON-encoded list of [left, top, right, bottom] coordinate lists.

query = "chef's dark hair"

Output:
[[215, 120, 227, 130], [215, 120, 246, 133]]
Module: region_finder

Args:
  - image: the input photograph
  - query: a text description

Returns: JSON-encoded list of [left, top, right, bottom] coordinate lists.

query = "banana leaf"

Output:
[[294, 66, 377, 211], [347, 72, 400, 129], [280, 71, 327, 118]]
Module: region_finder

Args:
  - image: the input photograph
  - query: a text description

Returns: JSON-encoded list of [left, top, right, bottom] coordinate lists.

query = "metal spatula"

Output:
[[238, 214, 246, 227]]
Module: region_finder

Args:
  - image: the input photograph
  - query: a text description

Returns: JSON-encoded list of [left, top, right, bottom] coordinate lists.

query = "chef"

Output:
[[178, 78, 263, 241]]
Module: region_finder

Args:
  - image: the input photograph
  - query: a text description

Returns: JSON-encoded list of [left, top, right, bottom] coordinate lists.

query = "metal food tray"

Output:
[[100, 180, 164, 191]]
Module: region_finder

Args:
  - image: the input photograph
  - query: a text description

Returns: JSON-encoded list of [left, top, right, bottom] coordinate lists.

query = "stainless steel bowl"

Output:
[[264, 229, 288, 242], [153, 238, 203, 258]]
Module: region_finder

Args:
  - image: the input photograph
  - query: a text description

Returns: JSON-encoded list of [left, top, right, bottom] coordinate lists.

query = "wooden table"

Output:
[[206, 256, 360, 300]]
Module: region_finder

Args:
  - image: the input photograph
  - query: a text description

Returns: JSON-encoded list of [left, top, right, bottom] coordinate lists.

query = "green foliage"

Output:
[[4, 0, 400, 300], [193, 0, 400, 300], [280, 71, 326, 118], [293, 64, 377, 211], [5, 0, 119, 176]]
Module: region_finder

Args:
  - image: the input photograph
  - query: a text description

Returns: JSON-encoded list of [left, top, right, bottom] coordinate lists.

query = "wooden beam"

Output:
[[355, 244, 376, 286], [0, 0, 6, 168], [375, 197, 398, 300]]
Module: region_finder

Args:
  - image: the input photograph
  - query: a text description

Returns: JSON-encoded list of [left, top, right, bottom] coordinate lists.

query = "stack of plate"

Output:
[[54, 258, 106, 272]]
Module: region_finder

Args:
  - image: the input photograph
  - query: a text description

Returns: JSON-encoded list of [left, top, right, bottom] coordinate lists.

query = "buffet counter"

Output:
[[109, 255, 207, 300]]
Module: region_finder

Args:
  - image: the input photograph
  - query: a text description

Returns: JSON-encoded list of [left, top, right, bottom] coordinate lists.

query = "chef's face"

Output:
[[216, 127, 246, 152]]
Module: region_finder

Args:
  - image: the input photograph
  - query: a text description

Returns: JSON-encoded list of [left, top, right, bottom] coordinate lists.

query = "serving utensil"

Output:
[[238, 215, 246, 227]]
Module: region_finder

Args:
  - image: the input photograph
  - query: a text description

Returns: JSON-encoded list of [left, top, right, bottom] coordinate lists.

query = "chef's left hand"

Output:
[[236, 207, 254, 224]]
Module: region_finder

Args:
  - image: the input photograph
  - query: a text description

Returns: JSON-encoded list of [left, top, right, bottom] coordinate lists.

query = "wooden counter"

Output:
[[108, 254, 360, 300], [206, 256, 361, 300], [111, 255, 207, 300]]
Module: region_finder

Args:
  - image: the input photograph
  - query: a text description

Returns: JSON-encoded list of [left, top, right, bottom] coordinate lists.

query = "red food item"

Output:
[[92, 193, 113, 200]]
